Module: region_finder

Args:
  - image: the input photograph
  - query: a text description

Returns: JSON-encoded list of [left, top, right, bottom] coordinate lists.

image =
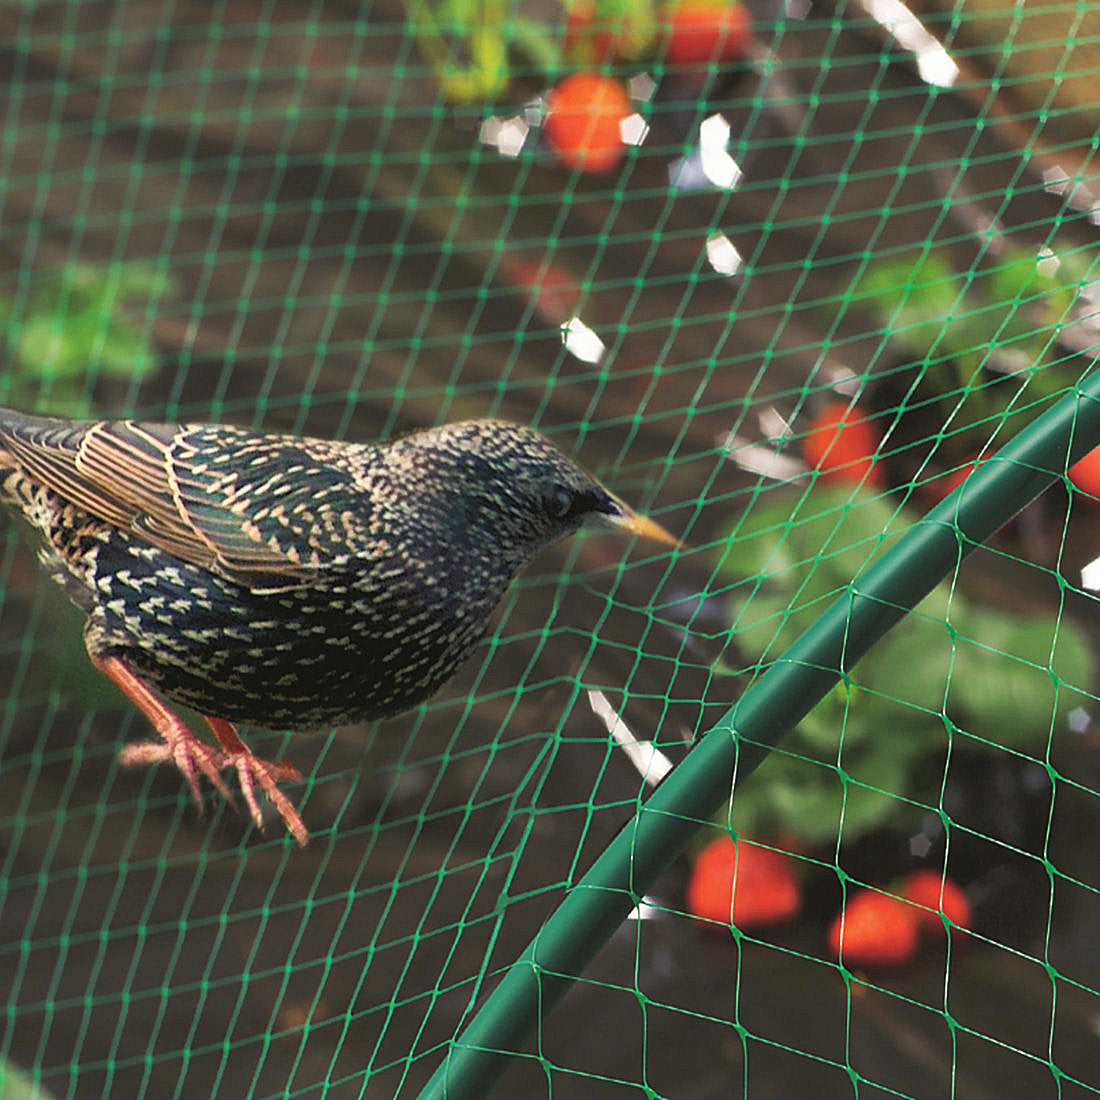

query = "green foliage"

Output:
[[839, 244, 1098, 455], [404, 0, 661, 104], [714, 485, 1092, 844], [405, 0, 552, 103], [847, 246, 1090, 374], [0, 262, 171, 416]]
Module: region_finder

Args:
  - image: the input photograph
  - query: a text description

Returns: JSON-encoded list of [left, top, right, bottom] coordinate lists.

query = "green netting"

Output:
[[2, 1, 1100, 1097]]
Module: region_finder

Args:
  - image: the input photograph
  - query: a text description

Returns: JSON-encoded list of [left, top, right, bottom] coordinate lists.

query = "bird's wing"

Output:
[[0, 417, 320, 591]]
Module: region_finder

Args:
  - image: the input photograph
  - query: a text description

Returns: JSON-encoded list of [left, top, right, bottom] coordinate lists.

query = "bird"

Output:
[[0, 408, 677, 845]]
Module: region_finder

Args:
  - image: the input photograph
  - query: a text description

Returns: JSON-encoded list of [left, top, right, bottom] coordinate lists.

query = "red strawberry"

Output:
[[545, 72, 633, 174], [687, 835, 801, 930], [901, 870, 973, 938], [1069, 444, 1100, 500], [921, 454, 1020, 536], [496, 254, 582, 326], [922, 456, 980, 503], [662, 1, 753, 67], [803, 401, 884, 486], [828, 889, 919, 969]]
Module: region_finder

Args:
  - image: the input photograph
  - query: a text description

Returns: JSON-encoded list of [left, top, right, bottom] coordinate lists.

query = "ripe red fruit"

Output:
[[545, 73, 632, 174], [662, 1, 753, 67], [687, 835, 801, 930], [923, 457, 979, 503], [496, 254, 582, 326], [828, 889, 919, 969], [1069, 444, 1100, 499], [922, 454, 1020, 536], [901, 870, 973, 938], [802, 402, 884, 486]]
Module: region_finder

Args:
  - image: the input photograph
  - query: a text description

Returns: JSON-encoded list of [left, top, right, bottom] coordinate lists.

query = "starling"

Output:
[[0, 408, 675, 845]]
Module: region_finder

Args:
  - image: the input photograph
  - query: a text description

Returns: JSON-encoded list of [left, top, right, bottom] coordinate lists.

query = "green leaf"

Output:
[[15, 316, 86, 378], [96, 322, 159, 378], [718, 485, 911, 592], [848, 251, 960, 361], [5, 263, 167, 393], [859, 609, 954, 714], [731, 732, 926, 846], [797, 683, 863, 753], [714, 504, 801, 588], [947, 609, 1093, 750], [111, 260, 177, 301], [713, 479, 1095, 845]]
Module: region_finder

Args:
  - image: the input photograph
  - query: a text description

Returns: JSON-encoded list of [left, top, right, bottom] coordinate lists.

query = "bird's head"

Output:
[[390, 420, 677, 565]]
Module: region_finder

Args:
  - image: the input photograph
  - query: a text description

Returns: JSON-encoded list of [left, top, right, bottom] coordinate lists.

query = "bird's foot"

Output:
[[98, 653, 237, 811], [117, 728, 234, 808], [204, 717, 308, 847], [221, 752, 308, 847], [95, 655, 308, 845]]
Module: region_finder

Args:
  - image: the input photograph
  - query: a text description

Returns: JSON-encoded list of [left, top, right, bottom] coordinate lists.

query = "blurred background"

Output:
[[1, 0, 1100, 1096]]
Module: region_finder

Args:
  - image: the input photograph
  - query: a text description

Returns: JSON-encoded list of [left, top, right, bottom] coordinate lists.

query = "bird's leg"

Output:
[[202, 717, 308, 847], [94, 655, 233, 809], [94, 656, 308, 845]]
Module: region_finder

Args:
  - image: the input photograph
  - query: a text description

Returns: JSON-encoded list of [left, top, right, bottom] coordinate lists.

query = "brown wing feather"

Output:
[[3, 418, 316, 591]]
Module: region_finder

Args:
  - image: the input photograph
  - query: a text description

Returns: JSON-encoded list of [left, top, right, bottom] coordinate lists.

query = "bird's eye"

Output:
[[542, 485, 576, 520]]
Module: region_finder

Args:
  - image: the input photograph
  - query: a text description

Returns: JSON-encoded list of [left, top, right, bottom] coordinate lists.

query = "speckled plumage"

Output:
[[0, 407, 674, 844]]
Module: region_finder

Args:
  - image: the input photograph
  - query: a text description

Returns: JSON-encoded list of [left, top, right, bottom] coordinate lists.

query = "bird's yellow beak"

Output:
[[607, 503, 680, 548]]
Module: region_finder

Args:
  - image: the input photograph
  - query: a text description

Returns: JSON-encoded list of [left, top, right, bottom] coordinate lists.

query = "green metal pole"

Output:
[[418, 373, 1100, 1099]]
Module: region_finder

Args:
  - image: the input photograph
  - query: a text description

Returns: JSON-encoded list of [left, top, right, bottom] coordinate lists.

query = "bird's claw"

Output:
[[119, 733, 234, 808], [118, 714, 308, 845], [222, 754, 308, 847], [120, 738, 308, 846]]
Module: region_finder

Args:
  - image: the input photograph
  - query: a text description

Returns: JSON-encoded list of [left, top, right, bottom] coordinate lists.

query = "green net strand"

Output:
[[4, 3, 1100, 1095], [419, 372, 1100, 1099]]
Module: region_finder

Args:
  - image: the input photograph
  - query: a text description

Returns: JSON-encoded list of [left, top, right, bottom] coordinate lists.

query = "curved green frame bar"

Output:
[[420, 371, 1100, 1099]]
